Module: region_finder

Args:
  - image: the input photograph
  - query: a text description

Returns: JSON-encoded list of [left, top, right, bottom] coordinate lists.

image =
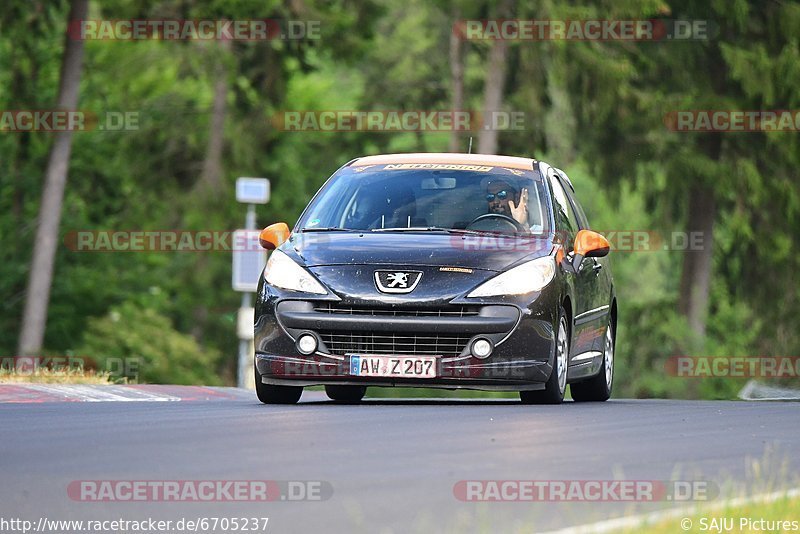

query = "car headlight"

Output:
[[264, 250, 327, 294], [467, 256, 555, 297]]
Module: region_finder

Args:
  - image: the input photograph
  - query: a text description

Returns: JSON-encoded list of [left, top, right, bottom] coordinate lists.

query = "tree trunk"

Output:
[[448, 6, 464, 153], [678, 132, 722, 343], [477, 0, 513, 155], [543, 54, 576, 164], [195, 37, 231, 195], [476, 39, 508, 154], [18, 0, 88, 356], [187, 38, 231, 342], [678, 184, 716, 341]]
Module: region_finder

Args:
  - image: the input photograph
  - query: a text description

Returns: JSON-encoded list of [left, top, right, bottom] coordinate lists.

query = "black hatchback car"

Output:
[[254, 153, 616, 404]]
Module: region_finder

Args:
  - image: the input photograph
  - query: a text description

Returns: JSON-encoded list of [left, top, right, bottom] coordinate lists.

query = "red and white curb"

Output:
[[0, 385, 254, 403]]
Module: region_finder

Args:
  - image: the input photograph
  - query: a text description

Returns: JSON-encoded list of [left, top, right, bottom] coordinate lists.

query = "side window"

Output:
[[548, 170, 579, 247]]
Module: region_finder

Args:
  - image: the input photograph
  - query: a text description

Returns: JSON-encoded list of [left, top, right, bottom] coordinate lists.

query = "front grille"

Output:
[[313, 303, 479, 318], [318, 331, 471, 358]]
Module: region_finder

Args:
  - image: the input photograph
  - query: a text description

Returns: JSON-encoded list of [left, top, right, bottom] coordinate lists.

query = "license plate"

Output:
[[348, 355, 437, 378]]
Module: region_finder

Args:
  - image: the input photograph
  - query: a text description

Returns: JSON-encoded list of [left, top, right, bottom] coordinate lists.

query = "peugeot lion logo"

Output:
[[374, 270, 423, 294]]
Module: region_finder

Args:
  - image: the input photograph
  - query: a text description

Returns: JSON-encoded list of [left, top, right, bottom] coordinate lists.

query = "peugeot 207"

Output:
[[254, 153, 616, 405]]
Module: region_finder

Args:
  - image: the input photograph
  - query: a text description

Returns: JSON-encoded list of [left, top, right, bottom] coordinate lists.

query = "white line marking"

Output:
[[20, 384, 180, 402]]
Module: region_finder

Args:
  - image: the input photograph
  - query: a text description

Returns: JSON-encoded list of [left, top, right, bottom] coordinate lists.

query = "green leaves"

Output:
[[4, 0, 798, 396], [78, 301, 222, 385]]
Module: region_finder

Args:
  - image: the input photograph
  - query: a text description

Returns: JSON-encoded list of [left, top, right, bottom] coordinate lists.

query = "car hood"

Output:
[[286, 232, 553, 272]]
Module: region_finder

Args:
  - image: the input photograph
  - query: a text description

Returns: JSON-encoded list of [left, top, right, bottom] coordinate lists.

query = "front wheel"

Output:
[[254, 364, 303, 404], [570, 319, 614, 402], [520, 309, 568, 405]]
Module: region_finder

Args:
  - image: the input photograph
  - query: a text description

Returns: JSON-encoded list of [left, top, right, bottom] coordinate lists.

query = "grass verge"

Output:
[[0, 368, 114, 384], [621, 492, 800, 533]]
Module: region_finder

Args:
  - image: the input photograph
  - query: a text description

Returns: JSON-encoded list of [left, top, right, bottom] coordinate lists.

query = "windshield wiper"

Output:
[[442, 228, 496, 236], [383, 227, 548, 239], [371, 226, 440, 232], [371, 226, 486, 236], [300, 227, 361, 232]]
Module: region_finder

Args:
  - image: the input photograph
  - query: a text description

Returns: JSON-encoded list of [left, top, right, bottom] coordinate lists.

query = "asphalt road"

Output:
[[1, 391, 798, 533]]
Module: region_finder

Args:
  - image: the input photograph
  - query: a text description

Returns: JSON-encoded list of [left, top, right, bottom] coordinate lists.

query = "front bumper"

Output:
[[254, 282, 560, 391]]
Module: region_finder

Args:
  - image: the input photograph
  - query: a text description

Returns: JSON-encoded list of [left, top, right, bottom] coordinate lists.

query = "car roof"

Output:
[[349, 153, 536, 171]]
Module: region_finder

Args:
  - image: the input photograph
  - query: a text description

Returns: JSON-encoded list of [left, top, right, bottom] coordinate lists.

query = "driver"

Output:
[[486, 180, 528, 225]]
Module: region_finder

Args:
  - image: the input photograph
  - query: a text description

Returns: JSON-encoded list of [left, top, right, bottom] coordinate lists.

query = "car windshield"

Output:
[[296, 164, 550, 235]]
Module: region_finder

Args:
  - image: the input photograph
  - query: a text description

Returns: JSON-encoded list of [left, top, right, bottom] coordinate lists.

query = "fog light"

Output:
[[297, 333, 318, 355], [472, 338, 493, 359]]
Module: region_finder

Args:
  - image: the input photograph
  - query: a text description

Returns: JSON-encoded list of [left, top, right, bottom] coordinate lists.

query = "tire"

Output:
[[570, 318, 614, 402], [254, 363, 303, 404], [520, 308, 568, 405], [325, 385, 367, 403]]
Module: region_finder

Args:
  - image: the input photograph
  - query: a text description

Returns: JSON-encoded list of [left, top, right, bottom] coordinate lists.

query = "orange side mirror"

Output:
[[259, 222, 290, 250], [574, 229, 610, 258]]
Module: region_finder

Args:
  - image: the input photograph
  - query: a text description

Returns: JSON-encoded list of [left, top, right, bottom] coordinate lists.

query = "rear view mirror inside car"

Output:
[[421, 176, 456, 190]]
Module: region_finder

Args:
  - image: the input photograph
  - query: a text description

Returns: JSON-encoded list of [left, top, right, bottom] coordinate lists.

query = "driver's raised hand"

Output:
[[508, 187, 529, 225]]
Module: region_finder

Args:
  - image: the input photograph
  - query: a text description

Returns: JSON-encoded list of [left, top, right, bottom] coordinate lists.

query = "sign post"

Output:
[[233, 178, 270, 389]]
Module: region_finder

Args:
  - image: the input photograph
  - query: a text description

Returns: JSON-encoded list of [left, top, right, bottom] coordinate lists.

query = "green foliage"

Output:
[[3, 0, 798, 398], [78, 301, 222, 385]]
